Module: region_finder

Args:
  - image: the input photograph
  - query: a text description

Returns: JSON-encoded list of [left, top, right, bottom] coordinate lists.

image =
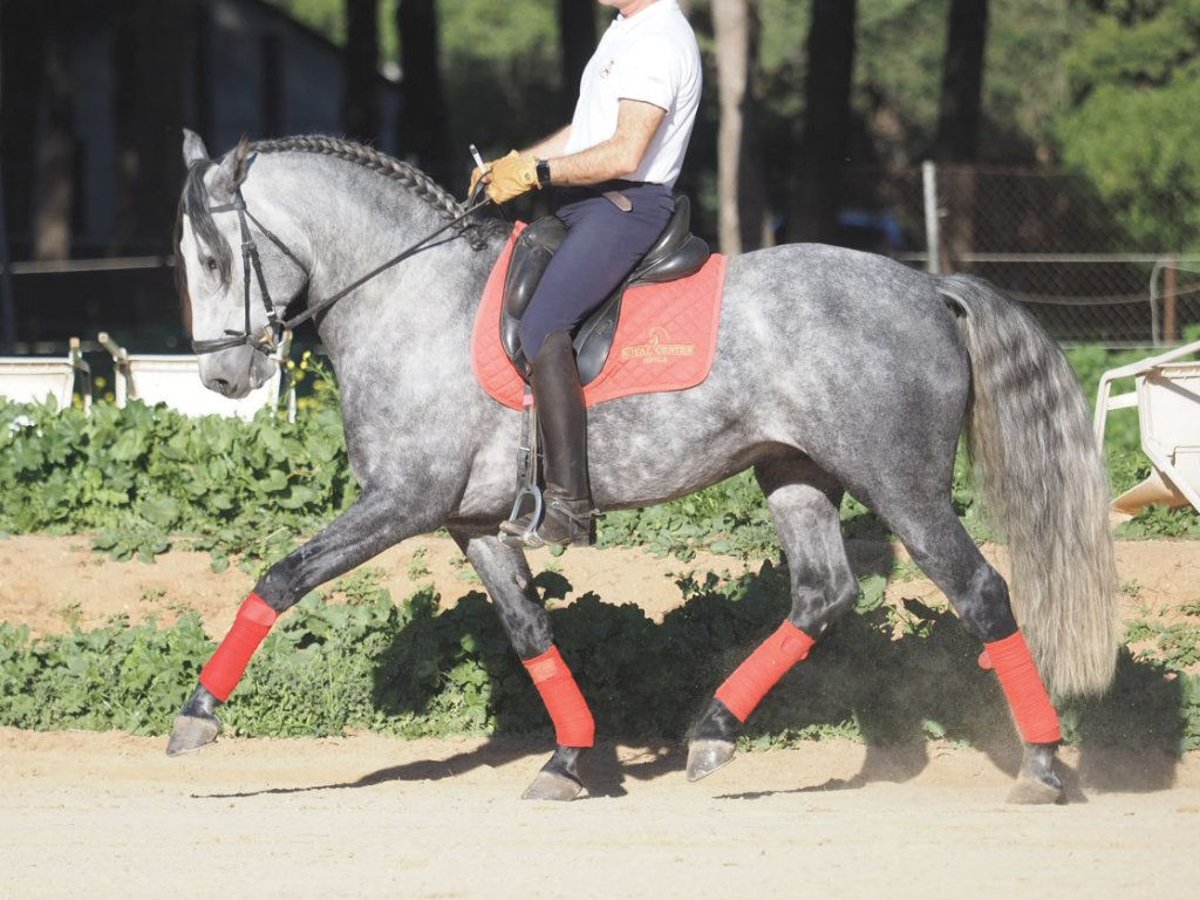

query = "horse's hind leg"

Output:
[[167, 491, 429, 755], [450, 529, 594, 801], [688, 458, 859, 781], [877, 502, 1065, 803]]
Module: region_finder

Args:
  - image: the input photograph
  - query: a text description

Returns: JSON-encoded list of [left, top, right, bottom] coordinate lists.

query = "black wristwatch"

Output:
[[536, 158, 552, 188]]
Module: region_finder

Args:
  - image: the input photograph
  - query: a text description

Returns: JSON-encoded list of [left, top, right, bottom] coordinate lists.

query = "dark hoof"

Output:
[[166, 712, 220, 756], [166, 684, 222, 756], [522, 769, 584, 801], [686, 739, 736, 782], [1007, 742, 1065, 805], [686, 698, 740, 782], [522, 745, 585, 801], [1007, 775, 1064, 805]]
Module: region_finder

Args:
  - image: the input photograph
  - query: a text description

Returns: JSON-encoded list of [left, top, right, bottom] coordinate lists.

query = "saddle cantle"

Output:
[[499, 194, 711, 383]]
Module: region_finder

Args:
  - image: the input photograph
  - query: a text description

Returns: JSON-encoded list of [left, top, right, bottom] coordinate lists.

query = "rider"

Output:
[[473, 0, 702, 548]]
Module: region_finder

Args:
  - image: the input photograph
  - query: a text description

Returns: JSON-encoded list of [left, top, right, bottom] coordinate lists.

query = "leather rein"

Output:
[[192, 188, 491, 355]]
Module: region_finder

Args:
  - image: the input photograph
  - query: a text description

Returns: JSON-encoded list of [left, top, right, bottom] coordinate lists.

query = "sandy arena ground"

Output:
[[1, 534, 1198, 898]]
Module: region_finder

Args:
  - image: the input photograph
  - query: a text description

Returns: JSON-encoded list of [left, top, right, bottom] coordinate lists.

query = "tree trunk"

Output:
[[0, 0, 22, 349], [713, 0, 770, 254], [558, 0, 596, 119], [935, 0, 988, 270], [396, 0, 451, 185], [112, 0, 190, 255], [789, 0, 857, 245], [344, 0, 381, 142], [935, 0, 988, 163], [0, 0, 45, 259], [32, 30, 73, 260]]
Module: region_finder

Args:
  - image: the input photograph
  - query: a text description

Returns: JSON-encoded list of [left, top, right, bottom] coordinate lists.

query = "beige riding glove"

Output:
[[483, 150, 541, 204]]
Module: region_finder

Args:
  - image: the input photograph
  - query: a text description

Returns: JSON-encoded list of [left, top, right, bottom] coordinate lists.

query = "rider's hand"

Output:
[[484, 150, 541, 204]]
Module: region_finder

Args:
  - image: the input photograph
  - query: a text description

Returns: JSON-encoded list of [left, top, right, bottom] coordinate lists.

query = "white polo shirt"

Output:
[[563, 0, 701, 188]]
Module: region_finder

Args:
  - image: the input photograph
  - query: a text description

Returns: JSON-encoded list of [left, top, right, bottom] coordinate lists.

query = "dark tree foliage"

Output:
[[344, 0, 381, 143]]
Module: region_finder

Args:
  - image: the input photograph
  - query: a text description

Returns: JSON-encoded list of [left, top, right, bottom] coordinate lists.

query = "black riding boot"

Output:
[[500, 331, 596, 548]]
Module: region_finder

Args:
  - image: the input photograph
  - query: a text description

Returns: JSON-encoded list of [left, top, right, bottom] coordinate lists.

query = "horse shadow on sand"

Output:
[[222, 541, 1190, 801]]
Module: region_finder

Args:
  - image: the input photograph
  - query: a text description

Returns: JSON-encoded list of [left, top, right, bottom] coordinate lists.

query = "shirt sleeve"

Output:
[[614, 35, 678, 112]]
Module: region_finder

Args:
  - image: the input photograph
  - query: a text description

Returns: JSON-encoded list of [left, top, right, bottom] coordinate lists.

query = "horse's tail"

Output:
[[938, 273, 1119, 698]]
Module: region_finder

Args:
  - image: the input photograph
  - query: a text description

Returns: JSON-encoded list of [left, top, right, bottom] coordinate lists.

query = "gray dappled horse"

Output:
[[169, 133, 1118, 804]]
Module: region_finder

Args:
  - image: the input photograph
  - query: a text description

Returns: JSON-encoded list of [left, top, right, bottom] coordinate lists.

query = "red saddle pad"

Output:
[[471, 222, 727, 410]]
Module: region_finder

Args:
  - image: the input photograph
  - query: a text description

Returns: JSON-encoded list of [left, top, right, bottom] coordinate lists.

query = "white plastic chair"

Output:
[[98, 332, 295, 422], [1094, 338, 1200, 515], [0, 337, 92, 413]]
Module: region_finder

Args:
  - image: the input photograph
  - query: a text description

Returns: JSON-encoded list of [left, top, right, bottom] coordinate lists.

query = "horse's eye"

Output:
[[204, 257, 218, 272]]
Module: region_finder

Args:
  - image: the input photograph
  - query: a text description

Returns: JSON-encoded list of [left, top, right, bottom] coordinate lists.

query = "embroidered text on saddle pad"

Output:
[[472, 223, 727, 410]]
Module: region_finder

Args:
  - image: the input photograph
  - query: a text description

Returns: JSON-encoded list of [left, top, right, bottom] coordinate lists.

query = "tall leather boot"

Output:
[[500, 331, 596, 548]]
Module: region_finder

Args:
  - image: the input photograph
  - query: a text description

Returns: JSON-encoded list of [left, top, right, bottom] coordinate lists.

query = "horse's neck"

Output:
[[251, 157, 499, 363]]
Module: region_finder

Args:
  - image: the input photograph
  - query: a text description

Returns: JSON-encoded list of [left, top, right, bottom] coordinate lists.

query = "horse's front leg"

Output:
[[450, 529, 594, 801], [167, 491, 430, 755]]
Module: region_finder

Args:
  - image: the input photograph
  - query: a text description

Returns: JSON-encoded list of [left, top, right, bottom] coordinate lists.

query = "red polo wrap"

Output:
[[523, 645, 595, 748], [984, 631, 1062, 744], [715, 622, 815, 722], [199, 593, 279, 702]]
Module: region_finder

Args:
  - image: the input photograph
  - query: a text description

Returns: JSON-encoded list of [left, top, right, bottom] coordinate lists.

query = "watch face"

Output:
[[537, 159, 551, 186]]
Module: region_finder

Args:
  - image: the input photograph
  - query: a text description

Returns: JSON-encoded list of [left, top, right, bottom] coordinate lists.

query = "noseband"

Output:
[[191, 187, 490, 356]]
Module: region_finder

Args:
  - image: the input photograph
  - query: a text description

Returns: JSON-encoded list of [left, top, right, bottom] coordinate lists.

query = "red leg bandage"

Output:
[[523, 646, 595, 748], [199, 593, 279, 702], [715, 622, 815, 722], [984, 630, 1062, 744]]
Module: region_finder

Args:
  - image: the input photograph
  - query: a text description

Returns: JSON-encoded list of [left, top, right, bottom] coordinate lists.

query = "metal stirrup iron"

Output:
[[502, 387, 545, 547]]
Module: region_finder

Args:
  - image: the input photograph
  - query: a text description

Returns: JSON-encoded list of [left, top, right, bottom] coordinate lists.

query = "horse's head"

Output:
[[175, 130, 308, 398]]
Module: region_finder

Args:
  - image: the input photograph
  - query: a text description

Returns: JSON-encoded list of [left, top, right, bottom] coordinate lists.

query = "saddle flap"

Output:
[[501, 216, 567, 367], [499, 193, 710, 381], [504, 215, 567, 321]]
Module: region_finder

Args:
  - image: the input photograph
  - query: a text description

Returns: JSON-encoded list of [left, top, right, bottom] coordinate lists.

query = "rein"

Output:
[[192, 189, 492, 355]]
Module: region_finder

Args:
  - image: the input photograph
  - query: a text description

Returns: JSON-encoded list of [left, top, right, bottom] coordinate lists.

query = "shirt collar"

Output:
[[615, 0, 677, 28]]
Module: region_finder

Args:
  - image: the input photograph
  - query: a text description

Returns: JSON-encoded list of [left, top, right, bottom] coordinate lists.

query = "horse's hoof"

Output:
[[167, 684, 222, 756], [686, 739, 736, 782], [522, 745, 585, 800], [522, 769, 584, 801], [1008, 742, 1065, 804], [1007, 776, 1064, 805], [166, 712, 220, 756]]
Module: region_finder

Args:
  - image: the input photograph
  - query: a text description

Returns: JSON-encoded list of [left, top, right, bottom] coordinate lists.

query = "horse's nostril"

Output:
[[210, 377, 234, 397]]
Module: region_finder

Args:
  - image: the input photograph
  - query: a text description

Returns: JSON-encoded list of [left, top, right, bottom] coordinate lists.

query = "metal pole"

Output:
[[1164, 255, 1178, 344], [922, 160, 941, 275]]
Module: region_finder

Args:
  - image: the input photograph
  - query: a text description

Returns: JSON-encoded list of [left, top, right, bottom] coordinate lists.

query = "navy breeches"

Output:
[[517, 181, 674, 360]]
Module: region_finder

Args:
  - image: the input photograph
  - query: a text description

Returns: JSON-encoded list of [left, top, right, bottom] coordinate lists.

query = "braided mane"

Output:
[[250, 135, 493, 250]]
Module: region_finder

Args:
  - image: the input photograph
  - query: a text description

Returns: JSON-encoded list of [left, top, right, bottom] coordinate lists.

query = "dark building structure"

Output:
[[0, 0, 400, 351]]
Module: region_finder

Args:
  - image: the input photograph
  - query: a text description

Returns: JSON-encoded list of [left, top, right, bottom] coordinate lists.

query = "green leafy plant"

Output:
[[3, 564, 1196, 752]]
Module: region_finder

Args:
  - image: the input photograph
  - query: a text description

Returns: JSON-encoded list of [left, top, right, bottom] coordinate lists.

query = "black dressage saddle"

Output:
[[500, 194, 710, 384]]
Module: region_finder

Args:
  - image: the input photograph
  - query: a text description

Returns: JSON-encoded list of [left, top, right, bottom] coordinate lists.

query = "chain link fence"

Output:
[[842, 164, 1199, 347]]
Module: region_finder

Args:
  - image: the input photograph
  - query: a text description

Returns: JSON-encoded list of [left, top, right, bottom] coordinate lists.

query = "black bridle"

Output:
[[192, 187, 491, 355], [192, 189, 305, 354]]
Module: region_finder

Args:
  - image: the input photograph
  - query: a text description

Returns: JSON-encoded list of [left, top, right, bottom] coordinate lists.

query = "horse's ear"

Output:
[[182, 128, 209, 166], [209, 137, 252, 204]]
